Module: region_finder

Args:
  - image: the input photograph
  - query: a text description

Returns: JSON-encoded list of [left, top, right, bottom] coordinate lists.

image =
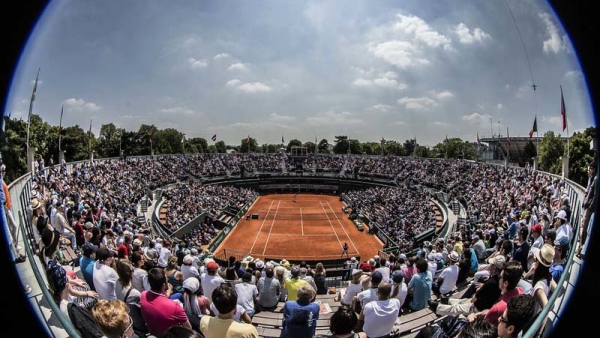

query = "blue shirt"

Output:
[[469, 248, 479, 272], [409, 271, 432, 311], [550, 263, 565, 283], [508, 222, 518, 240], [282, 300, 320, 338], [80, 256, 96, 291]]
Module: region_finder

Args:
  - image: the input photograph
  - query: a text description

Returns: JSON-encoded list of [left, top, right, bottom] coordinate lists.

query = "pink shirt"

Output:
[[485, 287, 524, 325], [140, 291, 188, 338]]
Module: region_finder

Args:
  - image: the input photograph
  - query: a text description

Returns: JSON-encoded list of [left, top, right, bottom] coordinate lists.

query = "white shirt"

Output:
[[201, 273, 225, 302], [375, 266, 391, 283], [438, 265, 459, 294], [556, 223, 573, 242], [235, 282, 258, 313], [209, 303, 247, 322], [362, 298, 401, 338], [392, 282, 408, 308], [93, 261, 118, 300]]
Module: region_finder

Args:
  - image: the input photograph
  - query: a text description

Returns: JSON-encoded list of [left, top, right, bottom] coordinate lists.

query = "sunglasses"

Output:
[[498, 316, 510, 326], [121, 315, 133, 337]]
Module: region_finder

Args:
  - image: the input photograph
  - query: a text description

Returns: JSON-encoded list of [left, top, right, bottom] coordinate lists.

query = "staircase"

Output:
[[452, 200, 460, 215]]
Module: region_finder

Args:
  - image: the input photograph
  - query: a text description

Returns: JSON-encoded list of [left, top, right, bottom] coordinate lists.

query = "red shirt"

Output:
[[140, 291, 189, 338], [485, 287, 524, 325], [117, 242, 130, 259]]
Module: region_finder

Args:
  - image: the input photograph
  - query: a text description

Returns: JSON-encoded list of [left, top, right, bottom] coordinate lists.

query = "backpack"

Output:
[[67, 303, 104, 338]]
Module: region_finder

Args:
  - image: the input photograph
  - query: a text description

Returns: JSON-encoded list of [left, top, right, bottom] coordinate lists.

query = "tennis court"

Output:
[[215, 194, 383, 261]]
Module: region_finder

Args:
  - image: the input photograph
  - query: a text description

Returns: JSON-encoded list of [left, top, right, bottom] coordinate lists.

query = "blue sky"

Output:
[[4, 0, 595, 147]]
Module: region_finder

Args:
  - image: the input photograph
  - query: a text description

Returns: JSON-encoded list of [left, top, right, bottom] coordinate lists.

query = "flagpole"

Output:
[[58, 105, 64, 152], [26, 68, 40, 151]]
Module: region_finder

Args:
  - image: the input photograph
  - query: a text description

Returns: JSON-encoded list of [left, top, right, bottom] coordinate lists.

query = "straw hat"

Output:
[[31, 198, 42, 210]]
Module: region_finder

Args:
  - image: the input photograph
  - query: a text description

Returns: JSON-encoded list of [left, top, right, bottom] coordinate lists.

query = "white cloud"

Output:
[[305, 111, 363, 126], [371, 104, 394, 112], [228, 63, 248, 71], [539, 12, 567, 54], [515, 84, 532, 98], [188, 58, 208, 69], [497, 103, 503, 110], [397, 96, 438, 110], [454, 23, 490, 44], [379, 71, 397, 79], [214, 53, 230, 59], [461, 112, 493, 128], [269, 113, 295, 121], [541, 115, 571, 130], [565, 70, 582, 80], [353, 78, 373, 86], [351, 66, 373, 76], [63, 98, 101, 111], [369, 40, 429, 69], [226, 79, 242, 87], [161, 106, 194, 115], [433, 121, 450, 127], [435, 91, 454, 99], [394, 14, 452, 49], [238, 82, 272, 93]]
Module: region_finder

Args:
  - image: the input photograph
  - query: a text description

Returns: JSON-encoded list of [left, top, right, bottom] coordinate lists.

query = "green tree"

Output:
[[521, 141, 537, 167], [95, 123, 120, 158], [240, 137, 258, 153], [332, 135, 349, 154], [539, 131, 564, 175], [187, 137, 207, 153], [0, 117, 28, 182], [286, 139, 302, 152], [403, 139, 416, 156], [215, 140, 226, 153], [303, 141, 316, 153], [349, 139, 362, 154], [362, 142, 378, 155], [415, 145, 430, 158], [138, 124, 158, 155], [62, 125, 90, 161], [382, 140, 403, 156], [317, 138, 329, 153], [568, 130, 595, 186]]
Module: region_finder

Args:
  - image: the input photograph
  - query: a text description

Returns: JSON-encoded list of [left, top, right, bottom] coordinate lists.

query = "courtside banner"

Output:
[[259, 183, 338, 191]]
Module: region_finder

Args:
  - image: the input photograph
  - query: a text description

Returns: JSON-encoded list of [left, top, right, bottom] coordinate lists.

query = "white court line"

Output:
[[262, 200, 281, 256], [300, 207, 304, 235], [325, 200, 359, 254], [267, 233, 338, 237], [320, 201, 344, 249], [249, 200, 275, 253]]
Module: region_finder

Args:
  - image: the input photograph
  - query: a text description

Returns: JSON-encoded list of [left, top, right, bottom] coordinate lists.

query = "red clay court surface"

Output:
[[215, 194, 383, 262]]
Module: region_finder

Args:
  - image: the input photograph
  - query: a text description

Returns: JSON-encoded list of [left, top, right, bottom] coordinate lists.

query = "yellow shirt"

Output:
[[283, 277, 309, 301], [200, 316, 259, 338]]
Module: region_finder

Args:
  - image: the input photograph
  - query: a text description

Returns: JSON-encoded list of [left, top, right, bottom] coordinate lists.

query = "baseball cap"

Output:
[[488, 255, 506, 269], [361, 263, 371, 272], [95, 247, 115, 261], [371, 271, 383, 283], [82, 242, 97, 257], [555, 210, 567, 220], [206, 261, 219, 271], [531, 223, 542, 234], [554, 237, 570, 251], [391, 270, 404, 283]]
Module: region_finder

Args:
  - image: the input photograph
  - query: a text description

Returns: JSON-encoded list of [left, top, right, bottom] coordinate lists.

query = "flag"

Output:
[[212, 134, 217, 142], [282, 135, 284, 144], [507, 127, 510, 147], [445, 134, 449, 143], [88, 119, 93, 151], [529, 117, 537, 138], [246, 135, 250, 143], [58, 105, 64, 150], [181, 135, 185, 143], [28, 68, 40, 121], [560, 86, 567, 132], [477, 132, 480, 148], [381, 136, 385, 146]]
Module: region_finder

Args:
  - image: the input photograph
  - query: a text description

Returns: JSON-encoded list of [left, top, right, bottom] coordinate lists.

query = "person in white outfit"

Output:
[[358, 282, 401, 338]]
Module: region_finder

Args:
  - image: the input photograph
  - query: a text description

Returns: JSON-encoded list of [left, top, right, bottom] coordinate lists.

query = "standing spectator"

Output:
[[131, 251, 150, 292], [299, 267, 318, 292], [93, 247, 119, 300], [117, 233, 132, 260], [281, 285, 320, 338], [235, 272, 259, 318], [578, 161, 597, 255], [72, 211, 85, 248], [200, 284, 259, 338], [257, 266, 281, 310], [391, 269, 408, 310], [140, 268, 191, 338], [402, 256, 418, 285], [358, 282, 401, 338], [407, 258, 432, 311]]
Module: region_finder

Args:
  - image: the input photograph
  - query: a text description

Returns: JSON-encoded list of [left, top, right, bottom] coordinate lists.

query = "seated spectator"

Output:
[[321, 306, 366, 338], [201, 284, 258, 338], [91, 299, 135, 338], [114, 258, 148, 336], [201, 260, 225, 305], [284, 266, 309, 302], [456, 318, 497, 338], [140, 268, 191, 338], [80, 242, 97, 291], [549, 237, 569, 283], [182, 277, 210, 331], [497, 294, 536, 338], [466, 261, 524, 325], [257, 266, 281, 310], [235, 272, 259, 318], [407, 258, 432, 311], [314, 262, 328, 295], [282, 285, 320, 338], [358, 282, 401, 338], [432, 251, 460, 296], [356, 271, 383, 314]]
